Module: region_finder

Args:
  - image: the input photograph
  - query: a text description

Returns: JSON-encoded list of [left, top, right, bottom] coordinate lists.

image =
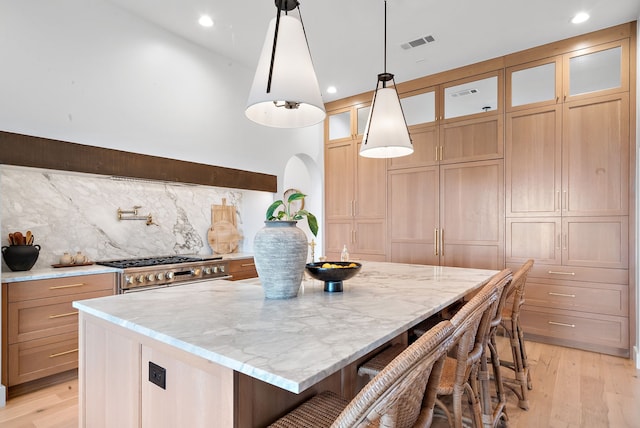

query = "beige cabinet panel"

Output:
[[354, 220, 386, 255], [441, 243, 503, 270], [520, 306, 629, 356], [506, 218, 562, 265], [8, 332, 78, 386], [325, 220, 353, 256], [389, 242, 438, 265], [506, 105, 562, 216], [388, 167, 438, 264], [325, 141, 355, 219], [440, 115, 503, 164], [356, 142, 387, 219], [563, 93, 629, 216], [563, 216, 628, 269], [524, 277, 628, 317], [388, 124, 438, 169], [81, 315, 140, 428], [440, 160, 504, 270]]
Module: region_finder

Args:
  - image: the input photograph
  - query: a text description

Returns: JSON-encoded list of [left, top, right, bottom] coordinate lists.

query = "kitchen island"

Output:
[[73, 261, 497, 427]]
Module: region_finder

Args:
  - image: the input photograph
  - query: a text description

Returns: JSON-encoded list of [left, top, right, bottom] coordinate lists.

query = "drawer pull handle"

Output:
[[240, 263, 255, 268], [49, 283, 86, 290], [547, 271, 575, 276], [548, 321, 575, 328], [548, 292, 576, 298], [49, 348, 78, 358], [49, 311, 79, 319]]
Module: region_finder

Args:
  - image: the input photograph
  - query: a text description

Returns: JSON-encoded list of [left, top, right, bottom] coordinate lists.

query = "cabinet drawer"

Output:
[[519, 306, 628, 352], [8, 273, 115, 302], [8, 332, 78, 386], [506, 263, 627, 285], [228, 258, 257, 281], [524, 278, 628, 316], [8, 289, 113, 343]]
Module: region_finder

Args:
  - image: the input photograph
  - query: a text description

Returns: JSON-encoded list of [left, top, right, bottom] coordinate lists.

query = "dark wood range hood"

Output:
[[0, 130, 277, 192]]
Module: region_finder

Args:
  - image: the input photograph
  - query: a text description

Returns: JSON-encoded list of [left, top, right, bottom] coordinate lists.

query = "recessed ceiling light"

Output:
[[199, 15, 214, 28], [571, 12, 590, 24], [326, 86, 337, 94]]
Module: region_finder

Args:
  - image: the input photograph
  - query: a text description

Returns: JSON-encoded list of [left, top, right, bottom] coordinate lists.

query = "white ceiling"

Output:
[[105, 0, 640, 103]]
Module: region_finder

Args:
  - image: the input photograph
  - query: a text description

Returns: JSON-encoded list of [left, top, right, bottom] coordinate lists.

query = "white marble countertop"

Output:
[[73, 261, 497, 393], [1, 252, 254, 283]]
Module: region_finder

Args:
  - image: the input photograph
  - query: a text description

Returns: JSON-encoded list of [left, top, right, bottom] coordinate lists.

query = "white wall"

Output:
[[0, 0, 325, 225]]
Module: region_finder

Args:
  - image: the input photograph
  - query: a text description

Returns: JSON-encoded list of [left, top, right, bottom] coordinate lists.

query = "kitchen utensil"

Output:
[[26, 231, 32, 245], [13, 232, 23, 245], [8, 233, 14, 245], [27, 234, 34, 245], [208, 199, 241, 254]]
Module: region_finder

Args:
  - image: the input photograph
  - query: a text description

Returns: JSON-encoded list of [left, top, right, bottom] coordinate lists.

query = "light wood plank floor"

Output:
[[0, 338, 638, 427]]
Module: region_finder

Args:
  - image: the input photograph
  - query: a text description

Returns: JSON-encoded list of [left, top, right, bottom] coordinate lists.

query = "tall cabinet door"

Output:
[[388, 166, 439, 265], [440, 160, 504, 270], [563, 93, 629, 216], [505, 105, 562, 217], [325, 141, 356, 219]]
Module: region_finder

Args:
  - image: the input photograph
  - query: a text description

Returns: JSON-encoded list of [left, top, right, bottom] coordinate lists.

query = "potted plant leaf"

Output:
[[254, 191, 318, 299]]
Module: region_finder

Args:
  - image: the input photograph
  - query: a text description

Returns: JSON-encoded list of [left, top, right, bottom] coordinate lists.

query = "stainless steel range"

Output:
[[97, 255, 230, 293]]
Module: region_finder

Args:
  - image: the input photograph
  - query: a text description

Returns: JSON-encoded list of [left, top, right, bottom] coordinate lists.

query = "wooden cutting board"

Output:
[[208, 199, 241, 254]]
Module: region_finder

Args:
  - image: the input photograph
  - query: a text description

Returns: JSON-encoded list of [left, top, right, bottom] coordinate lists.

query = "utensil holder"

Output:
[[2, 245, 41, 271]]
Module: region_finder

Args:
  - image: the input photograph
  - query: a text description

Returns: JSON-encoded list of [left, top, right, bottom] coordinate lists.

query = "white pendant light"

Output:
[[245, 0, 326, 128], [360, 0, 413, 158]]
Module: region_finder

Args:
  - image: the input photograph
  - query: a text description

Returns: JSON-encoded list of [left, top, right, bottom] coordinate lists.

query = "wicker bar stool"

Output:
[[497, 259, 534, 410], [434, 269, 511, 428], [267, 320, 455, 428], [478, 270, 514, 428]]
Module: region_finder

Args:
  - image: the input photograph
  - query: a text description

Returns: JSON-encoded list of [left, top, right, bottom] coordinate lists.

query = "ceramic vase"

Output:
[[253, 221, 308, 299]]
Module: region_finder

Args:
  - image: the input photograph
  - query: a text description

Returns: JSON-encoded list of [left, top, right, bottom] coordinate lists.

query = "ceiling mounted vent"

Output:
[[400, 35, 435, 50], [450, 88, 478, 97]]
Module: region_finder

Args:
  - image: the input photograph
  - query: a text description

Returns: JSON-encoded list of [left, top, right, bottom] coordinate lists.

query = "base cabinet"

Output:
[[2, 273, 116, 393], [507, 263, 629, 356], [228, 257, 258, 281]]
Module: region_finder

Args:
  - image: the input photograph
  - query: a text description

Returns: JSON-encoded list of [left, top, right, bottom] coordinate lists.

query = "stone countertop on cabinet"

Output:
[[1, 253, 254, 283], [1, 264, 121, 283], [73, 261, 497, 394]]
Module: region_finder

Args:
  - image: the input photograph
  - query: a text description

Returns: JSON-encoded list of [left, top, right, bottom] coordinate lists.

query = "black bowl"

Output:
[[305, 261, 362, 292], [2, 245, 40, 271]]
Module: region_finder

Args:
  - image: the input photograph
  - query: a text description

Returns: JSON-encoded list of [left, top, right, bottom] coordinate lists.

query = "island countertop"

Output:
[[73, 261, 497, 394]]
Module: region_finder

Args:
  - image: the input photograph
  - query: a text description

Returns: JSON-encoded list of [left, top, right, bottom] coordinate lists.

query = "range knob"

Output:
[[191, 268, 202, 276], [147, 274, 155, 282], [165, 272, 174, 280], [219, 265, 225, 273], [156, 273, 164, 281], [212, 266, 218, 274], [125, 275, 134, 285], [136, 274, 145, 283], [203, 267, 212, 275]]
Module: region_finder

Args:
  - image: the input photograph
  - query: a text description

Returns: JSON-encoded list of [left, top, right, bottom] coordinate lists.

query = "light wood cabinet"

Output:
[[324, 137, 387, 261], [387, 113, 504, 270], [228, 257, 257, 281], [504, 37, 631, 357], [324, 24, 634, 357], [2, 273, 115, 392]]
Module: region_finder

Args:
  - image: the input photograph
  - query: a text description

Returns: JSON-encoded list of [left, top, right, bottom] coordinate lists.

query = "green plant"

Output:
[[266, 192, 318, 237]]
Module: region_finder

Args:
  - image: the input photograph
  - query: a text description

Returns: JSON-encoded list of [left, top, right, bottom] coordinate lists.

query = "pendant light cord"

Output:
[[384, 0, 387, 76], [266, 0, 284, 93]]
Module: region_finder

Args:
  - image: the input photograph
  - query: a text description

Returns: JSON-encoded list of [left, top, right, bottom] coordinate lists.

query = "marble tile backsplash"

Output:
[[1, 166, 245, 269]]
